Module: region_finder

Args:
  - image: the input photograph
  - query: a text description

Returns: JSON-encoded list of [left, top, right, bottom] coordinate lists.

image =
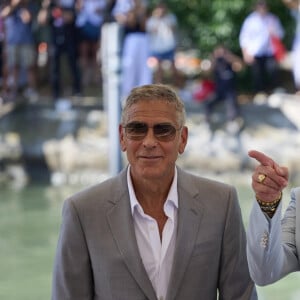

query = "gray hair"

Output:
[[121, 84, 186, 126]]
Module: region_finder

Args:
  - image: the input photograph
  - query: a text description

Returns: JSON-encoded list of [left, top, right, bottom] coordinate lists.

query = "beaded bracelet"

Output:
[[256, 192, 282, 217], [256, 192, 282, 207]]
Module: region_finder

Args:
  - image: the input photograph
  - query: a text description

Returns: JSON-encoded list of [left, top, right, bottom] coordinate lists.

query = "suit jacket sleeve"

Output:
[[52, 198, 94, 300], [217, 187, 257, 300], [246, 189, 299, 286]]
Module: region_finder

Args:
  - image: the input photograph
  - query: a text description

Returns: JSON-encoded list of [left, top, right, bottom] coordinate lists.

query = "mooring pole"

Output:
[[101, 22, 123, 176]]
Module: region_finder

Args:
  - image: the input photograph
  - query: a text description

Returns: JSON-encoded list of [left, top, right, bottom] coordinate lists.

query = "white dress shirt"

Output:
[[127, 166, 178, 300], [239, 11, 284, 56], [146, 13, 177, 54]]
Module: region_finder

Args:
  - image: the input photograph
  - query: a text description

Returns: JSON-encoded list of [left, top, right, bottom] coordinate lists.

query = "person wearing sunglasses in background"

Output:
[[52, 84, 257, 300]]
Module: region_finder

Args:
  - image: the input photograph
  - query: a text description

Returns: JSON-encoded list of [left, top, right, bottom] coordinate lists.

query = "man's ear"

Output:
[[178, 126, 188, 154], [119, 124, 127, 152]]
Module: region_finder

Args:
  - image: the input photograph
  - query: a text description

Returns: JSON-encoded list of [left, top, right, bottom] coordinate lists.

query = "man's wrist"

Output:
[[256, 192, 282, 218]]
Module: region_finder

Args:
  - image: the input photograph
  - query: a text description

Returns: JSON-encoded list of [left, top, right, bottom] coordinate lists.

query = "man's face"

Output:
[[119, 100, 188, 183], [256, 3, 268, 15]]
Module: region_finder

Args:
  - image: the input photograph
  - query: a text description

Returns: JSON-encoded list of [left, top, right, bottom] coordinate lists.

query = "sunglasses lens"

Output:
[[124, 122, 178, 141], [125, 122, 148, 140], [153, 124, 176, 140]]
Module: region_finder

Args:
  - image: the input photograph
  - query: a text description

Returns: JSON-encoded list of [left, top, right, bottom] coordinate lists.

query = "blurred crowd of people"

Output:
[[0, 0, 115, 103], [0, 0, 299, 111], [192, 0, 299, 131], [0, 0, 180, 105]]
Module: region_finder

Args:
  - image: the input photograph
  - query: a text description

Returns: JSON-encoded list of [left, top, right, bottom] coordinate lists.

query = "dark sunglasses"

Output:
[[123, 122, 181, 141]]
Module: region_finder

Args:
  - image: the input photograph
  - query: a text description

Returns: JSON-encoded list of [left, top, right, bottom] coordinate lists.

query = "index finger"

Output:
[[248, 150, 275, 167]]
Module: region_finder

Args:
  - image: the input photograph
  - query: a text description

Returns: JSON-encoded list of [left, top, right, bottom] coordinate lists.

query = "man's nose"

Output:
[[142, 128, 158, 146]]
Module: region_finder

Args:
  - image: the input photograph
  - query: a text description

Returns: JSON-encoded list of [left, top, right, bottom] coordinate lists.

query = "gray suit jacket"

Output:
[[247, 187, 300, 286], [52, 167, 256, 300]]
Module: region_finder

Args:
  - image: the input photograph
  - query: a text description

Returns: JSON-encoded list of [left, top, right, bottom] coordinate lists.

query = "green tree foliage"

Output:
[[148, 0, 295, 58]]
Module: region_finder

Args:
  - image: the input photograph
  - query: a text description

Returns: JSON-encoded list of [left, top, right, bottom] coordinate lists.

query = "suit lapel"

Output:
[[106, 172, 157, 300], [166, 169, 205, 300]]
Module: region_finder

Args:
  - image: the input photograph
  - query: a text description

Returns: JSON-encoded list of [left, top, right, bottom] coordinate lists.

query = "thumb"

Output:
[[274, 164, 289, 180]]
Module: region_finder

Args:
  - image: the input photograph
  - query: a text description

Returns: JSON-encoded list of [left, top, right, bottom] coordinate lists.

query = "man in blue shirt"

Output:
[[1, 0, 38, 102]]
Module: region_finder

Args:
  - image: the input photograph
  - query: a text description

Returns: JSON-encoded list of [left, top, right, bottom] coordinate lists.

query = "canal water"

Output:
[[1, 181, 300, 300]]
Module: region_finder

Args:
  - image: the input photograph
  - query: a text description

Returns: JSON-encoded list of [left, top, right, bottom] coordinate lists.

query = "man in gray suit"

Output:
[[52, 84, 257, 300], [246, 149, 300, 286]]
